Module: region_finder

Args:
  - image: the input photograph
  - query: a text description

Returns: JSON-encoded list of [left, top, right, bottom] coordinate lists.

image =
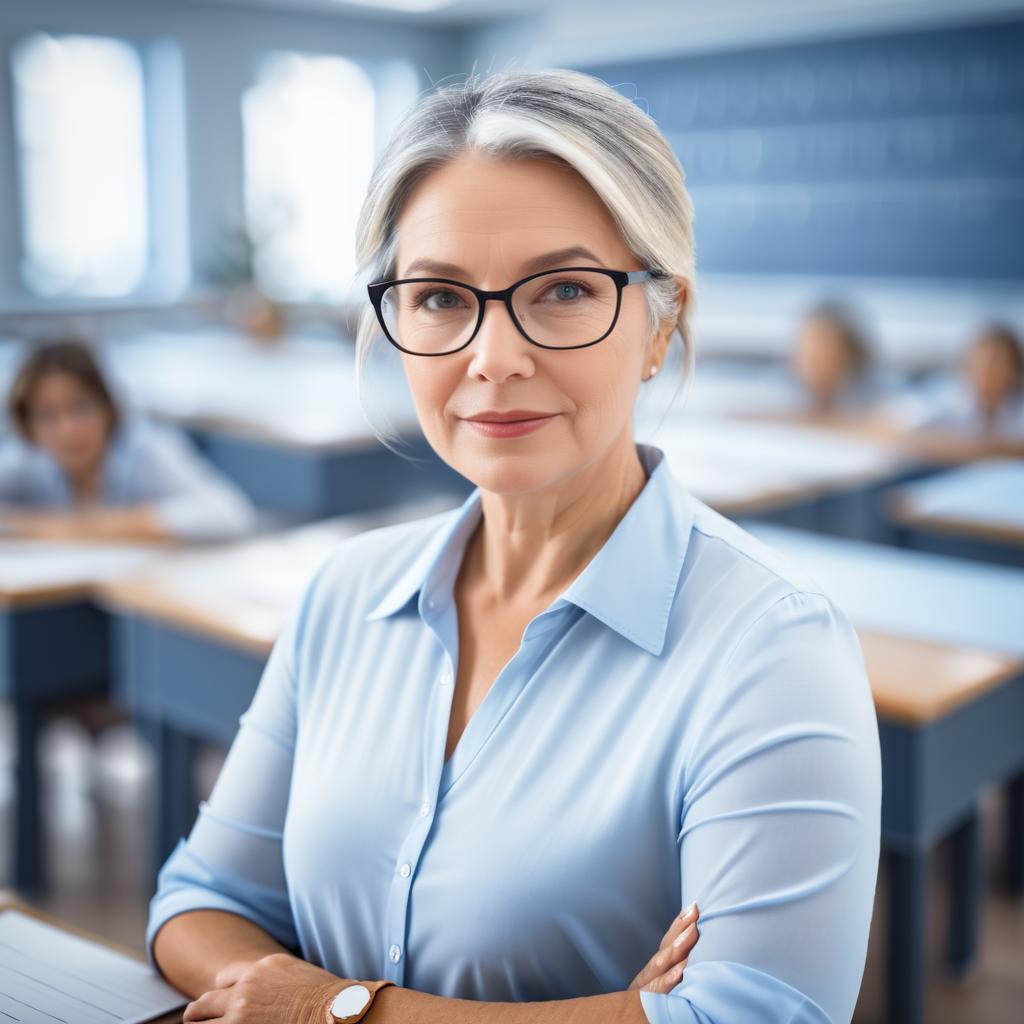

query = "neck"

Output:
[[464, 430, 649, 607], [66, 458, 104, 502]]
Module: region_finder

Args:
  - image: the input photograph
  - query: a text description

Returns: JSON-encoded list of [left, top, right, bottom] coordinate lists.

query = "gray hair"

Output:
[[353, 68, 697, 448]]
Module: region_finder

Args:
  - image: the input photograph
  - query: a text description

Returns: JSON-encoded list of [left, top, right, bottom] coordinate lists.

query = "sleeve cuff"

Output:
[[637, 962, 830, 1024]]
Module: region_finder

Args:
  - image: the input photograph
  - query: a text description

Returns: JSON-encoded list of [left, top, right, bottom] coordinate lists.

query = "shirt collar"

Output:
[[365, 442, 695, 657]]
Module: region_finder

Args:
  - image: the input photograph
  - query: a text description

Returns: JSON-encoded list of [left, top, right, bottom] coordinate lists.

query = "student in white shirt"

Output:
[[0, 338, 257, 542], [879, 323, 1024, 458]]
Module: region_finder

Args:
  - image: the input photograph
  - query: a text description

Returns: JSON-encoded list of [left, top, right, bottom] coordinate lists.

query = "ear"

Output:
[[647, 276, 688, 368]]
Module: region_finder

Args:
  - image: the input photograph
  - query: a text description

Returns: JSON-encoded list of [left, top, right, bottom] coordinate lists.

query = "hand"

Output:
[[181, 952, 344, 1023], [628, 903, 699, 994], [2, 511, 81, 540]]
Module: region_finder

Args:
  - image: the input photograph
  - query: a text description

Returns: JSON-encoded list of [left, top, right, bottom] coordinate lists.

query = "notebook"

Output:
[[0, 906, 188, 1024]]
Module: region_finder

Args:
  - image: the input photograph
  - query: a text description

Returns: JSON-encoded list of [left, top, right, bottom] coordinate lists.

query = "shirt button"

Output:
[[419, 802, 430, 817], [389, 944, 402, 963], [399, 863, 411, 878], [440, 668, 453, 686]]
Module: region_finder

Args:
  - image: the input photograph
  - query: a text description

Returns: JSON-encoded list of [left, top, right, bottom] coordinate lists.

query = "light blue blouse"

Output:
[[0, 417, 257, 540], [147, 442, 881, 1023]]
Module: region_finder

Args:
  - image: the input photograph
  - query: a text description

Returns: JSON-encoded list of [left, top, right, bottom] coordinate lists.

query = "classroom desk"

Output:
[[108, 330, 473, 519], [742, 522, 1024, 1024], [888, 458, 1024, 567], [642, 415, 915, 537], [0, 541, 165, 894]]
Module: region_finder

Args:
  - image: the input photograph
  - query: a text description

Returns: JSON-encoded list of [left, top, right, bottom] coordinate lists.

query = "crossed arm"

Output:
[[156, 903, 698, 1023]]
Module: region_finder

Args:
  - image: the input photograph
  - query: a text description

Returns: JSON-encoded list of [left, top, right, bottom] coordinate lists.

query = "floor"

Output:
[[2, 706, 1022, 1023]]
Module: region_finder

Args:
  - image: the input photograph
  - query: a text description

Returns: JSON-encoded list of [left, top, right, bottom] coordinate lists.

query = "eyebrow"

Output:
[[400, 245, 607, 281]]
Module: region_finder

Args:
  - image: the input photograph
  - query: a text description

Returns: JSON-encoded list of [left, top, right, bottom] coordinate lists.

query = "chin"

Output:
[[451, 450, 569, 497]]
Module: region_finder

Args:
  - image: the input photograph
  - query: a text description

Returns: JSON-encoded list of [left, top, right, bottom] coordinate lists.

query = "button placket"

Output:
[[381, 650, 453, 984]]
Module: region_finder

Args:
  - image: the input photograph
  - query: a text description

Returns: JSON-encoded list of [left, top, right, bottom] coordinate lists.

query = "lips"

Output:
[[464, 410, 554, 423], [462, 413, 558, 438]]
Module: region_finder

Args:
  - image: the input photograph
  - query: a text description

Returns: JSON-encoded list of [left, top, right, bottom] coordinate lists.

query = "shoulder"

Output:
[[0, 432, 51, 479], [670, 496, 876, 744], [663, 483, 866, 685], [682, 492, 829, 611], [0, 432, 34, 465], [112, 416, 194, 457]]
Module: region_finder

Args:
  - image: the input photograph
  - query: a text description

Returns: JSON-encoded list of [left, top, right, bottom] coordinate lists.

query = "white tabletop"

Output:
[[891, 458, 1024, 536], [638, 415, 907, 513]]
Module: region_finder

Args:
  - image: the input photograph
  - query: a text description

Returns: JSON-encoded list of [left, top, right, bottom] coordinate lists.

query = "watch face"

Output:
[[331, 984, 371, 1019]]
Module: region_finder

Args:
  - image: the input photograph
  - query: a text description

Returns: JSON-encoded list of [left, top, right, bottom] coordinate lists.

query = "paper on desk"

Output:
[[0, 909, 187, 1024]]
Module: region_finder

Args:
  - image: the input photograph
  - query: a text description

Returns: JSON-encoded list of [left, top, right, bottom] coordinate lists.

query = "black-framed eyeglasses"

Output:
[[367, 266, 667, 356]]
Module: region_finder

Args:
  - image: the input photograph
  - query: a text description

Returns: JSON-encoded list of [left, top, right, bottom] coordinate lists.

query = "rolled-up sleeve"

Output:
[[641, 590, 882, 1024], [145, 563, 320, 970]]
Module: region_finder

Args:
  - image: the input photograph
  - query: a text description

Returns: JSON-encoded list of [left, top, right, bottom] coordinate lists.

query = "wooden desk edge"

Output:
[[860, 627, 1023, 725], [95, 579, 275, 660], [0, 581, 96, 610]]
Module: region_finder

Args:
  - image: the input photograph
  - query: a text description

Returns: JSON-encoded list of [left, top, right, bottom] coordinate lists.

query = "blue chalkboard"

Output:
[[577, 18, 1024, 280]]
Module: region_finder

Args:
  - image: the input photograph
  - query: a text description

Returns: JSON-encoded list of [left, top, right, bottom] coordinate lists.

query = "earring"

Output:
[[647, 364, 659, 380]]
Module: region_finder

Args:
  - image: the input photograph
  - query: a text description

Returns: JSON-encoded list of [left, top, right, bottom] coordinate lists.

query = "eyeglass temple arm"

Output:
[[626, 269, 669, 284]]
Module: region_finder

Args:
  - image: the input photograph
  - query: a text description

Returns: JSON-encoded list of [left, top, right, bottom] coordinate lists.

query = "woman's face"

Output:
[[793, 318, 856, 407], [391, 151, 673, 496], [26, 371, 111, 475], [966, 334, 1020, 412]]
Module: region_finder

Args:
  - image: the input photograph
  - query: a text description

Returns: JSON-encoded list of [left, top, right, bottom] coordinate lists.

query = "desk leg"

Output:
[[1009, 771, 1024, 896], [887, 847, 926, 1024], [147, 721, 198, 891], [14, 701, 44, 894], [947, 810, 981, 975]]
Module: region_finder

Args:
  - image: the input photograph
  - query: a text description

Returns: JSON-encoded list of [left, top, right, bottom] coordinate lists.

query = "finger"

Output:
[[658, 903, 699, 951], [642, 958, 686, 994], [653, 921, 698, 974], [630, 918, 698, 991], [182, 987, 230, 1022]]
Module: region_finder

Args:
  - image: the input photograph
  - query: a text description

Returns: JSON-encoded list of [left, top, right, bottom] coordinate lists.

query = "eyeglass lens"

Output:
[[379, 269, 620, 354]]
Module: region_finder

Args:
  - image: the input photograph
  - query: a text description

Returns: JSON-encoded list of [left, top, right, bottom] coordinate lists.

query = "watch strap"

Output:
[[327, 978, 396, 1023]]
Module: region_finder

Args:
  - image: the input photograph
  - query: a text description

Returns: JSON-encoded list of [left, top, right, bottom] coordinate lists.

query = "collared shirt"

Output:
[[0, 417, 257, 540], [147, 441, 881, 1023]]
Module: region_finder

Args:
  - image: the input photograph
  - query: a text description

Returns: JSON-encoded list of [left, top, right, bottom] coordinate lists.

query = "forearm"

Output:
[[152, 909, 290, 996], [72, 505, 176, 541], [369, 985, 649, 1024], [5, 506, 176, 542]]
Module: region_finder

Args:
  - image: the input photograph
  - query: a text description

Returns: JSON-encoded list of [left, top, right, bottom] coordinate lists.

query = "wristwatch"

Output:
[[326, 979, 396, 1022]]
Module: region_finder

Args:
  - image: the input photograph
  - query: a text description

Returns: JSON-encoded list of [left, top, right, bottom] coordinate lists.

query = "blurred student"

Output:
[[790, 301, 882, 418], [0, 338, 258, 542], [882, 323, 1024, 456]]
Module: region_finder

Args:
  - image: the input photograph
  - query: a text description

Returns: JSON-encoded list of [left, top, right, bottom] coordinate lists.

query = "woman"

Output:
[[1, 338, 257, 541], [151, 70, 881, 1024], [875, 322, 1024, 460], [790, 300, 888, 420]]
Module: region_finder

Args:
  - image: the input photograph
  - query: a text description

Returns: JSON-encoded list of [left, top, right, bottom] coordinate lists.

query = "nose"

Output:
[[466, 297, 536, 382]]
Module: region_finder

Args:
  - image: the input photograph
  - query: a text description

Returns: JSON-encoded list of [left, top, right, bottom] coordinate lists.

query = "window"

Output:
[[242, 52, 376, 301], [12, 33, 150, 297]]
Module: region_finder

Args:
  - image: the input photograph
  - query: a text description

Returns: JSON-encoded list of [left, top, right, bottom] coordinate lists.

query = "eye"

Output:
[[540, 279, 593, 302], [413, 288, 467, 311]]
